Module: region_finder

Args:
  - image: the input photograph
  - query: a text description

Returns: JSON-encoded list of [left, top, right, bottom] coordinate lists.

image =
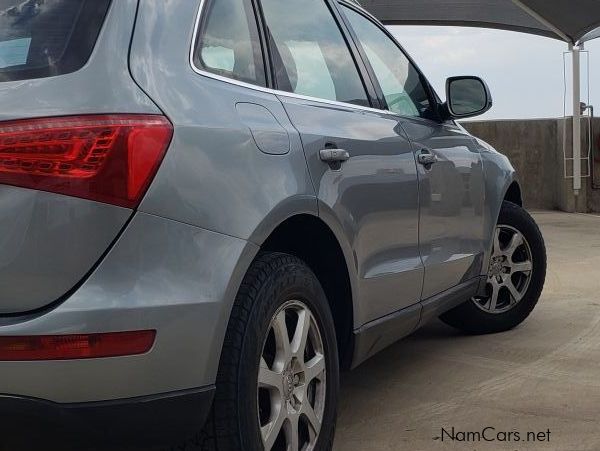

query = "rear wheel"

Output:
[[440, 201, 546, 334], [203, 252, 339, 451], [258, 300, 328, 450]]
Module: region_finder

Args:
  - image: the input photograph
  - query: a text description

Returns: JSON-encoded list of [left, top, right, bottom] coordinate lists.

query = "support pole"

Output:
[[573, 46, 581, 194]]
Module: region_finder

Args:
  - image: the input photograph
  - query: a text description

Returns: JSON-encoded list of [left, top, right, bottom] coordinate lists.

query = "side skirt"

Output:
[[419, 276, 484, 326], [351, 277, 484, 368]]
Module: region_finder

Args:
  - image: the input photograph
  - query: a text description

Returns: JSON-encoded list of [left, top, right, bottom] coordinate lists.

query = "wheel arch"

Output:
[[503, 181, 523, 207], [260, 214, 356, 370]]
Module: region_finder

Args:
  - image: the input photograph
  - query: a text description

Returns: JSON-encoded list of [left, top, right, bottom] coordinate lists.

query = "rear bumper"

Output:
[[0, 213, 257, 448], [0, 386, 215, 451], [0, 212, 258, 403]]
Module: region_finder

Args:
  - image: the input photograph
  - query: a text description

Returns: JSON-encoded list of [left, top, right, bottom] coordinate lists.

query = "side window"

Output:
[[342, 6, 432, 118], [194, 0, 266, 86], [260, 0, 369, 107]]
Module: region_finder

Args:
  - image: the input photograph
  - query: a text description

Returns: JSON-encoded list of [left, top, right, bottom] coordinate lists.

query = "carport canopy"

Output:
[[358, 0, 600, 44]]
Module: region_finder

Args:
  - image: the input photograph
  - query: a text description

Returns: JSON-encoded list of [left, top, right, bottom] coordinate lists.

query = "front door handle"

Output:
[[319, 148, 350, 163], [417, 149, 438, 167]]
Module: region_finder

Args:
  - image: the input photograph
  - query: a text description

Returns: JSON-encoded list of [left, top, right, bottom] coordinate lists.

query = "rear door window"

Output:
[[0, 0, 111, 82], [259, 0, 369, 107]]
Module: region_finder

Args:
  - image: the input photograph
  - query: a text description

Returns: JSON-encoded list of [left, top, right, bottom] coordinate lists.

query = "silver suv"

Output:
[[0, 1, 546, 450]]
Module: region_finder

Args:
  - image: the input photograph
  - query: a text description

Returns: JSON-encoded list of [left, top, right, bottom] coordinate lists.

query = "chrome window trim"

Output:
[[188, 0, 394, 116]]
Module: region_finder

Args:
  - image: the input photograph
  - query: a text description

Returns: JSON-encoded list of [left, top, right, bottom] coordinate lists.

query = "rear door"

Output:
[[258, 0, 423, 326], [341, 3, 485, 300]]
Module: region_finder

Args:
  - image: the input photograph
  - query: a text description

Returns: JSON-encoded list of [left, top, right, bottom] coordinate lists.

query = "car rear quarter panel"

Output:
[[130, 0, 316, 244]]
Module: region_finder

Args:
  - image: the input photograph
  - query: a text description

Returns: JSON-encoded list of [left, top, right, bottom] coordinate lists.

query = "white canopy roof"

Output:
[[359, 0, 600, 44]]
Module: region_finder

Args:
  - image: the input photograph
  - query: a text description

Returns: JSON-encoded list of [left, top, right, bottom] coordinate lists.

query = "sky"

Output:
[[388, 26, 600, 120]]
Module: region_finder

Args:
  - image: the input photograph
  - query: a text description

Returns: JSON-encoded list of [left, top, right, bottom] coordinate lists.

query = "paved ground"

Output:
[[334, 211, 600, 451]]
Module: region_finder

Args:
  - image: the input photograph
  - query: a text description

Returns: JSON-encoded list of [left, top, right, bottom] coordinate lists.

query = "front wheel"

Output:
[[203, 252, 339, 451], [440, 201, 546, 334]]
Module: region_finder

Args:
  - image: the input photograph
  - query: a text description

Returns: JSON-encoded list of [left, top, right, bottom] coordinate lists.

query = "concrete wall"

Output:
[[463, 117, 600, 213], [463, 119, 559, 210]]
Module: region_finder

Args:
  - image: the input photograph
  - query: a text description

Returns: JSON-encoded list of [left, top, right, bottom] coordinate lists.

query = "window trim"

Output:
[[249, 0, 274, 87], [255, 0, 376, 108], [324, 0, 383, 108], [189, 0, 388, 114], [336, 0, 443, 122]]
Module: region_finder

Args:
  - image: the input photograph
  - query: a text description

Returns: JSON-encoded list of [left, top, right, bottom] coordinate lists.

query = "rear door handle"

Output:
[[417, 149, 438, 167], [319, 148, 350, 163]]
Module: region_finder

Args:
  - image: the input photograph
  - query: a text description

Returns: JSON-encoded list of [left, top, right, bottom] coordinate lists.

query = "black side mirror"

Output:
[[444, 76, 492, 119]]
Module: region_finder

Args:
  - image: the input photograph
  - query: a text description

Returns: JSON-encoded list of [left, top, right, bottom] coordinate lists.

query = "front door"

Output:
[[341, 3, 485, 300], [258, 0, 423, 327], [401, 119, 485, 299]]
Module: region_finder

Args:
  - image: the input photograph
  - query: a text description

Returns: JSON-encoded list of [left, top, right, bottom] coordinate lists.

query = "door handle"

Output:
[[417, 149, 438, 167], [319, 148, 350, 163]]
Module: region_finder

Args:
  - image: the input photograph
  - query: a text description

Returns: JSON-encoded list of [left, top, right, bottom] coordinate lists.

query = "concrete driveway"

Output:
[[334, 211, 600, 451]]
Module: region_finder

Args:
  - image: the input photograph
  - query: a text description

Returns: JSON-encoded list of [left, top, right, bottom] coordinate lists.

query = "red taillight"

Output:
[[0, 115, 173, 208], [0, 330, 156, 361]]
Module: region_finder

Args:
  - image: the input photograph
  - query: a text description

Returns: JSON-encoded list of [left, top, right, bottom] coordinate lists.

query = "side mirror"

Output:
[[444, 76, 492, 119]]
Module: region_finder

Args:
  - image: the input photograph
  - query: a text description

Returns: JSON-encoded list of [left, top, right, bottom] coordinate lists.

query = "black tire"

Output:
[[440, 201, 546, 334], [201, 252, 339, 451]]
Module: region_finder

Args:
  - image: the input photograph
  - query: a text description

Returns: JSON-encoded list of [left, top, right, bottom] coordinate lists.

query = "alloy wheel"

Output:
[[258, 300, 327, 451], [473, 224, 533, 314]]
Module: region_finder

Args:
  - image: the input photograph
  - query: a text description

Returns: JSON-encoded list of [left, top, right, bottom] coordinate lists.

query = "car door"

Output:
[[258, 0, 423, 327], [400, 120, 485, 299], [341, 3, 486, 300]]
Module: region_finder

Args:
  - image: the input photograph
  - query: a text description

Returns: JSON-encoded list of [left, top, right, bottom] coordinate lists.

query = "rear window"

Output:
[[0, 0, 111, 82]]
